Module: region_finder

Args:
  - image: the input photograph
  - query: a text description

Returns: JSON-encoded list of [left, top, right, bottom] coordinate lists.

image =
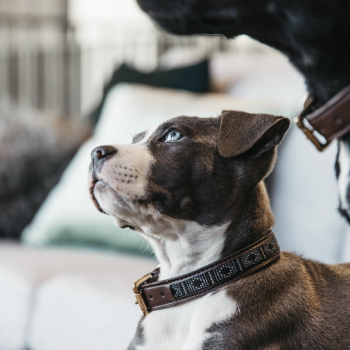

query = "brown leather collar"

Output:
[[295, 86, 350, 151], [133, 232, 280, 316]]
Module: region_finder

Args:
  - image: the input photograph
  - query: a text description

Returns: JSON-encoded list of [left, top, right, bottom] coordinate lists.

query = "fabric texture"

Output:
[[0, 104, 91, 239], [0, 242, 156, 350]]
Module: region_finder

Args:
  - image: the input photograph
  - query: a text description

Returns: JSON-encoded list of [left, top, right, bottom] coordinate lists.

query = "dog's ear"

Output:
[[218, 110, 290, 158]]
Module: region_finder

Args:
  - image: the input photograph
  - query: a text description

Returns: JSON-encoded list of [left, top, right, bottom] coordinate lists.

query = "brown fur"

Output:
[[218, 111, 289, 158], [203, 253, 350, 349]]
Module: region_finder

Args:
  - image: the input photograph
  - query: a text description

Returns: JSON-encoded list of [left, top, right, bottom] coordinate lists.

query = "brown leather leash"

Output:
[[295, 86, 350, 151], [133, 232, 280, 316]]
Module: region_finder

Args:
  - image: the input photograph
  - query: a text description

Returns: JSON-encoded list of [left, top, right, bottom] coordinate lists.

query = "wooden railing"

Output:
[[0, 16, 263, 119]]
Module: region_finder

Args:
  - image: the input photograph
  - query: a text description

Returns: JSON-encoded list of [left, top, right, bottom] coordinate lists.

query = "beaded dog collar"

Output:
[[133, 232, 280, 316]]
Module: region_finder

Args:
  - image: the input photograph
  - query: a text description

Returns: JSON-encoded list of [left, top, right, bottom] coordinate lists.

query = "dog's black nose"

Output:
[[91, 146, 116, 163]]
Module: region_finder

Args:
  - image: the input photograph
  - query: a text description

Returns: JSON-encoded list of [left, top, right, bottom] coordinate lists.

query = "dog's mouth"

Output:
[[88, 171, 148, 218], [122, 225, 136, 231], [88, 174, 106, 214]]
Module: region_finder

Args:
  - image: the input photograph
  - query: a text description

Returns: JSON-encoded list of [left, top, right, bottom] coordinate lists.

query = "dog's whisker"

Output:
[[140, 237, 146, 252], [188, 207, 204, 226], [122, 229, 129, 249], [141, 241, 151, 254]]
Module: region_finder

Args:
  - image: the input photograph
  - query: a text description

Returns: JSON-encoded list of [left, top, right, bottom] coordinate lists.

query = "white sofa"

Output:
[[0, 242, 156, 350]]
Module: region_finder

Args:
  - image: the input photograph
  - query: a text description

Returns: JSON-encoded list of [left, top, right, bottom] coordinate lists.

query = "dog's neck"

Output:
[[252, 11, 350, 105], [286, 42, 350, 105], [146, 182, 275, 280]]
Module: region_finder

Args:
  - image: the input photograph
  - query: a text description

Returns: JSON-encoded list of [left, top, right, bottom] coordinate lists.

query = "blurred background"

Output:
[[0, 0, 349, 349]]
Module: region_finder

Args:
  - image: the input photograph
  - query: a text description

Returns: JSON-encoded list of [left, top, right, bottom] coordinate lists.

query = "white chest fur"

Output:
[[136, 289, 237, 350], [338, 140, 350, 211]]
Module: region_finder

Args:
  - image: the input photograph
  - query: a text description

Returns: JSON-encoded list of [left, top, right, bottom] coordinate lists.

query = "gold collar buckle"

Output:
[[133, 273, 154, 316]]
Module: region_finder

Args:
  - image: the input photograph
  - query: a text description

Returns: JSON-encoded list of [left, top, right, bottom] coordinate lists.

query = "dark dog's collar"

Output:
[[295, 86, 350, 151], [133, 232, 280, 316]]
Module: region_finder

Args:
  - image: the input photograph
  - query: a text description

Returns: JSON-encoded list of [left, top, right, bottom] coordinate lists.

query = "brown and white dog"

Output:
[[88, 111, 350, 350]]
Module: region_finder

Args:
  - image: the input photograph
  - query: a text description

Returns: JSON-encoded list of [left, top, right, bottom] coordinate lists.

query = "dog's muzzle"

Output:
[[88, 145, 117, 213]]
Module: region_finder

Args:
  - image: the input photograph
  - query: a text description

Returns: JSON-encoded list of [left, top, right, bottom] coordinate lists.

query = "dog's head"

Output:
[[136, 0, 271, 36], [136, 0, 338, 39], [88, 111, 289, 239], [137, 0, 348, 104]]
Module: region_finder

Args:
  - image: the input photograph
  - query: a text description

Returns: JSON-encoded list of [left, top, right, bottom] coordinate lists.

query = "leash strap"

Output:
[[295, 86, 350, 151], [133, 232, 280, 316]]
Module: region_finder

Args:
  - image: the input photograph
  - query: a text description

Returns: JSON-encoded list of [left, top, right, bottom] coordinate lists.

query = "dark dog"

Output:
[[89, 111, 350, 349], [136, 0, 350, 222]]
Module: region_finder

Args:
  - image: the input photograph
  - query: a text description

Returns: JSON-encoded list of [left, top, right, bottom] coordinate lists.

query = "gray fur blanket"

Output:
[[0, 103, 91, 239]]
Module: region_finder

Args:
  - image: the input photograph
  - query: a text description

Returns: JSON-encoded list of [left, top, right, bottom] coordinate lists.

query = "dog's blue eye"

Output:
[[165, 130, 183, 142]]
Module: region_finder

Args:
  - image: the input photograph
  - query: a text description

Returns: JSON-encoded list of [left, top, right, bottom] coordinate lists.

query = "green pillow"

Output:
[[90, 61, 210, 125]]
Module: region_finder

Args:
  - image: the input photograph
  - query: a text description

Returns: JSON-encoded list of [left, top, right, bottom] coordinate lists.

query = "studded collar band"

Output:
[[133, 232, 280, 316]]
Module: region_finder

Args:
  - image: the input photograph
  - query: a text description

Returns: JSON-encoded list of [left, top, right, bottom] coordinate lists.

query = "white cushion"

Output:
[[27, 256, 156, 350], [0, 242, 156, 350], [211, 52, 306, 110], [0, 263, 32, 350]]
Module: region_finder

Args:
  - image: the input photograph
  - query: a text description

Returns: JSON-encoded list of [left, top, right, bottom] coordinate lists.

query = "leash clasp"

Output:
[[133, 273, 154, 316], [294, 97, 331, 152]]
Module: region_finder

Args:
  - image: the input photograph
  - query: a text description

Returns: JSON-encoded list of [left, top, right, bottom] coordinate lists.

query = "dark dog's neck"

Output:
[[149, 181, 274, 280], [138, 0, 350, 105], [251, 2, 350, 105], [221, 182, 275, 257], [268, 33, 350, 105]]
